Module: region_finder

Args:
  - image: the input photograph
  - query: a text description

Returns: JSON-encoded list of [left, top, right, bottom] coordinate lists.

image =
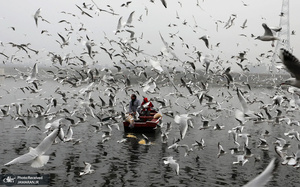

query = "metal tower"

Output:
[[272, 0, 290, 64]]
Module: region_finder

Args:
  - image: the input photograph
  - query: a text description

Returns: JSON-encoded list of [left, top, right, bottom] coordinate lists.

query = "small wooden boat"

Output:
[[123, 110, 162, 132]]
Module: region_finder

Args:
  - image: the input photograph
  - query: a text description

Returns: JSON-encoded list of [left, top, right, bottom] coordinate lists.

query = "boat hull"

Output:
[[123, 115, 162, 132]]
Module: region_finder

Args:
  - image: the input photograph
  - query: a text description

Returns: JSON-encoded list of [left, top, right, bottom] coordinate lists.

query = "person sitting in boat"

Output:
[[141, 97, 154, 116], [129, 94, 141, 118]]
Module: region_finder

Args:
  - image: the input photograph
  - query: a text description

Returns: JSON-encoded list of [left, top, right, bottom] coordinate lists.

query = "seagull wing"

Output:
[[4, 149, 37, 166], [280, 48, 300, 80], [237, 88, 250, 114], [126, 11, 135, 25], [200, 36, 209, 49], [160, 0, 167, 8], [243, 158, 276, 187], [31, 63, 38, 79], [34, 8, 41, 27], [35, 128, 59, 155], [262, 23, 274, 36], [116, 16, 123, 31]]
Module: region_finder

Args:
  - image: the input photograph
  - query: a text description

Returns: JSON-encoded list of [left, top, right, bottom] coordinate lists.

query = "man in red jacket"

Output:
[[141, 97, 154, 116]]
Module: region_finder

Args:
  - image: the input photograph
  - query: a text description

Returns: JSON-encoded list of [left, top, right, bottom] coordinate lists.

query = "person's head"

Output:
[[143, 97, 148, 103], [131, 94, 136, 100]]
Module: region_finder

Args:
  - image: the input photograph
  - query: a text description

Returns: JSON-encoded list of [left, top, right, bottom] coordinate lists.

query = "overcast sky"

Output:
[[0, 0, 299, 72]]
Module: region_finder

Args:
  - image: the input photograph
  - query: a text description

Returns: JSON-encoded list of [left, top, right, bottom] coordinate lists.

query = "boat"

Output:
[[123, 110, 162, 132]]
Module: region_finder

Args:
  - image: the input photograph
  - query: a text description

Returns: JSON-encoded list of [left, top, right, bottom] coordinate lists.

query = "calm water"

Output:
[[0, 74, 300, 187]]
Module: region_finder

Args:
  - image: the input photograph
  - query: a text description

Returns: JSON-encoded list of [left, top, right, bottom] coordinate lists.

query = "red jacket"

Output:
[[141, 98, 153, 111]]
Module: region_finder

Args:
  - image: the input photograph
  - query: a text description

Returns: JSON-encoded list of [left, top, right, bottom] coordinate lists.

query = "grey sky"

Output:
[[0, 0, 299, 72]]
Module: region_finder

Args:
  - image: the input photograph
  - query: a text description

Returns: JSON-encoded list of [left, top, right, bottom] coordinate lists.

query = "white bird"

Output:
[[26, 63, 38, 83], [85, 40, 93, 59], [233, 155, 248, 166], [115, 16, 123, 34], [240, 19, 247, 29], [201, 54, 212, 74], [79, 161, 94, 176], [125, 11, 135, 27], [160, 0, 167, 8], [142, 134, 151, 145], [236, 88, 255, 118], [192, 138, 206, 150], [44, 118, 63, 132], [243, 158, 277, 187], [199, 35, 209, 49], [174, 114, 191, 139], [284, 129, 300, 141], [255, 23, 279, 47], [163, 156, 179, 175], [161, 131, 169, 143], [64, 126, 74, 142], [214, 123, 224, 130], [34, 8, 41, 27], [257, 138, 269, 150], [279, 48, 300, 88], [217, 142, 226, 158], [149, 59, 163, 73], [4, 128, 60, 168]]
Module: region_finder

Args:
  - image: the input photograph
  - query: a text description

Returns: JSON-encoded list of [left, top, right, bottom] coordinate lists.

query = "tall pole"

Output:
[[272, 0, 290, 66]]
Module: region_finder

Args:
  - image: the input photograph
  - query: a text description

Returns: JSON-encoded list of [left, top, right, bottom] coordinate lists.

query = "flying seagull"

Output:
[[255, 23, 279, 47], [243, 158, 277, 187], [160, 0, 167, 8], [34, 8, 41, 27], [280, 48, 300, 88], [4, 128, 61, 168]]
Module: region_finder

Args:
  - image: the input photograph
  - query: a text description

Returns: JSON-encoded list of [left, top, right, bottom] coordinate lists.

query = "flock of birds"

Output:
[[1, 0, 300, 186]]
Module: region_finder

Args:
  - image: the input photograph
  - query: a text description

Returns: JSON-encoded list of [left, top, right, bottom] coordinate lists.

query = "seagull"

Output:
[[125, 11, 135, 27], [64, 126, 74, 142], [178, 144, 193, 157], [149, 59, 163, 73], [243, 158, 277, 187], [217, 142, 226, 158], [201, 54, 212, 74], [255, 23, 279, 47], [199, 35, 209, 49], [238, 133, 251, 147], [4, 128, 61, 168], [44, 118, 63, 132], [115, 16, 123, 34], [192, 138, 206, 150], [75, 4, 93, 18], [168, 142, 180, 151], [214, 123, 225, 130], [257, 138, 269, 150], [161, 131, 169, 143], [284, 129, 300, 141], [26, 63, 38, 83], [163, 156, 179, 175], [174, 114, 191, 139], [199, 116, 211, 130], [240, 19, 247, 29], [221, 67, 233, 87], [79, 161, 94, 176], [34, 8, 41, 27], [142, 134, 151, 145], [85, 39, 93, 59], [160, 0, 167, 8], [279, 48, 300, 88], [236, 88, 255, 117], [233, 155, 248, 166]]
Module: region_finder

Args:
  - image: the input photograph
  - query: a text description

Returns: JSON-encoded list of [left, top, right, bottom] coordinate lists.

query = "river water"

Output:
[[0, 72, 300, 187]]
